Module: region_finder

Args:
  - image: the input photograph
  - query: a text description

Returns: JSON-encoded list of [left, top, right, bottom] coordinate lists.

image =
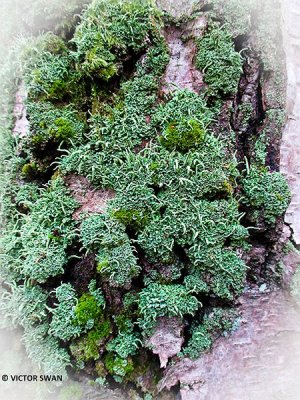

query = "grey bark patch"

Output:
[[13, 82, 29, 138], [281, 0, 300, 245], [146, 317, 184, 368], [161, 16, 207, 94], [158, 288, 300, 400]]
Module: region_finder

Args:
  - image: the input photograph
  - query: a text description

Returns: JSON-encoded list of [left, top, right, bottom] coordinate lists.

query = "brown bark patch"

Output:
[[64, 174, 115, 219]]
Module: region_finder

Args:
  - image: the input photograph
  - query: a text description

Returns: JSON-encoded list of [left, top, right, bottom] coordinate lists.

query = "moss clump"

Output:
[[21, 162, 39, 178], [112, 209, 148, 230], [26, 101, 86, 152], [70, 320, 112, 362], [49, 117, 76, 141], [74, 293, 103, 327], [72, 0, 162, 79], [46, 80, 70, 101], [160, 118, 206, 152]]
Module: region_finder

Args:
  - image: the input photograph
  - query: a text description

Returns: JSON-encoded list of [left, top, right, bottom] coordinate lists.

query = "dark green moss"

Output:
[[160, 118, 206, 152], [21, 162, 39, 179]]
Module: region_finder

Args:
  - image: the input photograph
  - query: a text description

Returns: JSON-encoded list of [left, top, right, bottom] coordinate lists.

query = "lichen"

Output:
[[0, 0, 291, 394]]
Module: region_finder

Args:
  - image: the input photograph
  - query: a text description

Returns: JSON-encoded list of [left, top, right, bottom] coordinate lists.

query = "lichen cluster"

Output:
[[0, 0, 290, 395]]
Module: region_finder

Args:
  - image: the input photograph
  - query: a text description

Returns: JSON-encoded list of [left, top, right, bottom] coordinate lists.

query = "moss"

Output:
[[124, 352, 159, 387], [95, 360, 107, 377], [31, 133, 44, 146], [112, 209, 148, 230], [74, 293, 103, 327], [21, 162, 39, 178], [114, 313, 135, 332], [160, 118, 206, 152], [97, 259, 109, 272], [83, 46, 118, 79], [26, 101, 86, 152], [49, 117, 76, 141], [223, 180, 234, 194], [73, 0, 164, 80], [46, 80, 70, 101], [70, 320, 112, 362]]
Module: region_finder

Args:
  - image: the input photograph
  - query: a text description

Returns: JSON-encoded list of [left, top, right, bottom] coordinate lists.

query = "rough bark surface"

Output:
[[146, 317, 184, 368], [280, 0, 300, 245], [161, 17, 206, 94], [159, 284, 300, 400], [64, 174, 115, 220], [13, 82, 28, 138]]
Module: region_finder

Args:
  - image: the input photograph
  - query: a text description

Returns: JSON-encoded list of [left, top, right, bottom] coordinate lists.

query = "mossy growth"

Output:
[[26, 101, 86, 150], [74, 280, 106, 328], [49, 117, 76, 141], [21, 162, 39, 179], [72, 0, 164, 79], [74, 293, 103, 327], [22, 34, 81, 102], [112, 209, 149, 230], [160, 118, 206, 152], [70, 320, 112, 362]]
